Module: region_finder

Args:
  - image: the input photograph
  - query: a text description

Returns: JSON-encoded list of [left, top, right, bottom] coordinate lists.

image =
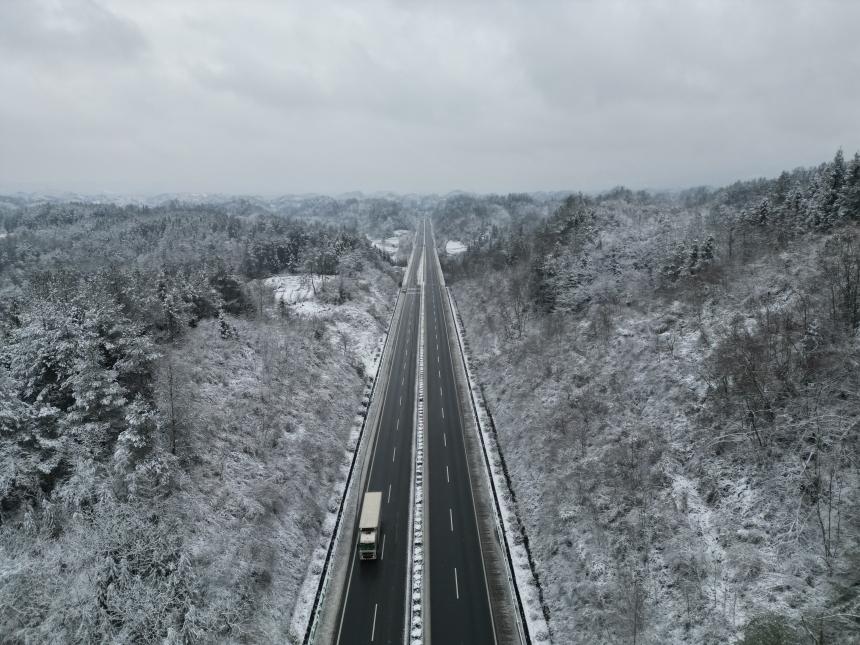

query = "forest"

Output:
[[3, 148, 860, 643], [442, 150, 860, 643], [0, 199, 403, 643]]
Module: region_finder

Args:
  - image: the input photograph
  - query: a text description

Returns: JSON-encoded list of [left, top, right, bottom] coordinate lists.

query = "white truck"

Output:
[[358, 491, 382, 560]]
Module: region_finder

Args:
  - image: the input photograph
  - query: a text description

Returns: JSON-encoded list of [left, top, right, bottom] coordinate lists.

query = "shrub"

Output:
[[736, 614, 801, 645]]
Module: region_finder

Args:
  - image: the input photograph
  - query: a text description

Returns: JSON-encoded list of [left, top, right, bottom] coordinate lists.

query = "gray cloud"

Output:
[[0, 0, 858, 195], [0, 0, 146, 66]]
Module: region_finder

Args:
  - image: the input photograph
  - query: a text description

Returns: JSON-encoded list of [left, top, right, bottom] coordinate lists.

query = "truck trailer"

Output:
[[358, 491, 382, 560]]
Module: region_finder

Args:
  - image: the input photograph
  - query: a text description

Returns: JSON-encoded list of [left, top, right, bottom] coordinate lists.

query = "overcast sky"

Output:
[[1, 0, 859, 196]]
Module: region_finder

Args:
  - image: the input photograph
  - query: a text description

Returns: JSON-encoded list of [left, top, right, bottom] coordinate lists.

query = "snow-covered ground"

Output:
[[445, 240, 467, 255], [265, 274, 318, 304], [371, 229, 412, 256], [0, 256, 400, 645], [187, 259, 397, 641], [264, 271, 392, 376]]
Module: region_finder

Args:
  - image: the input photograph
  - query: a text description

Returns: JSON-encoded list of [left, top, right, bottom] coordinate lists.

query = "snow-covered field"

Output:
[[265, 274, 318, 304], [264, 271, 393, 376], [371, 229, 412, 256], [445, 240, 467, 255]]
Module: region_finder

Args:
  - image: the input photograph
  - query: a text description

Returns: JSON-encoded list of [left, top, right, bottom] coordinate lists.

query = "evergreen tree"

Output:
[[827, 148, 846, 211], [758, 198, 770, 226], [702, 235, 715, 263], [775, 171, 791, 204], [840, 151, 860, 219], [530, 253, 558, 313], [218, 308, 232, 339], [805, 173, 828, 230], [689, 240, 700, 274]]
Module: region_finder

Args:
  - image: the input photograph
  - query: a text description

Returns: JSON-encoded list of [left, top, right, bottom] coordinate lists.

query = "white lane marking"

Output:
[[397, 419, 399, 430], [371, 604, 378, 640], [455, 568, 459, 599], [442, 407, 444, 418], [381, 535, 386, 560], [447, 465, 449, 482], [402, 378, 404, 385], [450, 508, 453, 531], [440, 387, 442, 396], [400, 397, 402, 406], [393, 447, 396, 461], [388, 484, 391, 503], [444, 433, 446, 446], [439, 371, 440, 378]]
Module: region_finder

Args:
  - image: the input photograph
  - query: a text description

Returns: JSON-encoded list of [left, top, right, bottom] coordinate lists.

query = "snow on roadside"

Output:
[[447, 288, 550, 643]]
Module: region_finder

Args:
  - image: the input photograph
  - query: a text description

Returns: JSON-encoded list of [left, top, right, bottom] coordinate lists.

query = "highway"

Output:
[[332, 219, 498, 644], [333, 225, 424, 644], [422, 220, 497, 644]]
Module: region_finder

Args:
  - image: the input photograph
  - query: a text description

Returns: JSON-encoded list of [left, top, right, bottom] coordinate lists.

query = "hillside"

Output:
[[0, 201, 401, 643], [446, 151, 860, 644]]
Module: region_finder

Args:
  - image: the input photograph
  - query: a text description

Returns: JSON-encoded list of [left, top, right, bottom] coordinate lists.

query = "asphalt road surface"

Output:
[[333, 220, 497, 644], [423, 221, 497, 644], [334, 226, 424, 645]]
